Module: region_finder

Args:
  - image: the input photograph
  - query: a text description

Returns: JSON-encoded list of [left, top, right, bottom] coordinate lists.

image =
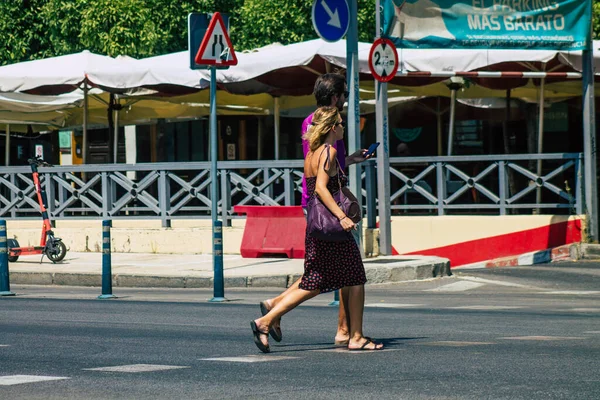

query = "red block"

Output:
[[234, 206, 306, 258]]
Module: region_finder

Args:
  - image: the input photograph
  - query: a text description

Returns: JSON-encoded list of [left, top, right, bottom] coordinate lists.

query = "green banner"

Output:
[[383, 0, 591, 50]]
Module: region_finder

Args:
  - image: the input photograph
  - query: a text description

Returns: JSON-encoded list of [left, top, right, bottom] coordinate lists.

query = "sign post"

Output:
[[582, 0, 597, 241], [373, 0, 393, 255], [192, 12, 238, 302]]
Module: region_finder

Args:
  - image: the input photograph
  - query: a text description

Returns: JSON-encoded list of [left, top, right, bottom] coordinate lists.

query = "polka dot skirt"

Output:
[[300, 176, 367, 293]]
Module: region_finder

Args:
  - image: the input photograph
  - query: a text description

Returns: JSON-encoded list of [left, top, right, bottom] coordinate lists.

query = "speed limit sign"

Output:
[[368, 38, 398, 83]]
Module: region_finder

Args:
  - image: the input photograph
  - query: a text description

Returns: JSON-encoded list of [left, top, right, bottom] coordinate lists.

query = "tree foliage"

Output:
[[1, 0, 598, 66], [0, 0, 51, 64], [594, 1, 600, 40], [0, 0, 375, 65], [231, 0, 375, 50]]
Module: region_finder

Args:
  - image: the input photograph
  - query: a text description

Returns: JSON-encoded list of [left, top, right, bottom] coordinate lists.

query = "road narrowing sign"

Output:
[[195, 12, 238, 66], [368, 38, 398, 83]]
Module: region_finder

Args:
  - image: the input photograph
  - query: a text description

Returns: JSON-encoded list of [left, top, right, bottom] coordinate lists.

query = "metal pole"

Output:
[[502, 89, 514, 202], [98, 220, 115, 299], [209, 66, 226, 302], [83, 83, 88, 165], [5, 124, 10, 166], [375, 0, 391, 255], [329, 289, 340, 306], [536, 78, 546, 210], [113, 97, 119, 164], [347, 0, 363, 255], [444, 88, 458, 185], [274, 97, 280, 160], [365, 160, 376, 229], [0, 220, 15, 296], [257, 117, 263, 160], [583, 19, 598, 241], [436, 98, 442, 156], [447, 89, 457, 156]]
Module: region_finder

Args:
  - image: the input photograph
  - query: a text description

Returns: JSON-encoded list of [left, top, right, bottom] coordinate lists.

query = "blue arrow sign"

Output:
[[312, 0, 349, 43]]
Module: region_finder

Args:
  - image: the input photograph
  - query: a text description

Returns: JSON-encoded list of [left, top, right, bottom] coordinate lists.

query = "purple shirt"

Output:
[[301, 112, 346, 207]]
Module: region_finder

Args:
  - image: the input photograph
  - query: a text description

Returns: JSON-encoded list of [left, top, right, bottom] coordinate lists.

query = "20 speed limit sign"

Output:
[[368, 38, 398, 83]]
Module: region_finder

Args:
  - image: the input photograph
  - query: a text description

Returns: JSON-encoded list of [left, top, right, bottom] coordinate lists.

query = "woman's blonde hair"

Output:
[[302, 106, 340, 152]]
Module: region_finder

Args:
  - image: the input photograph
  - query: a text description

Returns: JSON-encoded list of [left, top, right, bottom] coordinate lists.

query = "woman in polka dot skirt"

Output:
[[250, 106, 383, 353]]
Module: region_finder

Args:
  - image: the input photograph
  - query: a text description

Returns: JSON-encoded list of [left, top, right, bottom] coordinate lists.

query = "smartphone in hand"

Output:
[[363, 142, 380, 158]]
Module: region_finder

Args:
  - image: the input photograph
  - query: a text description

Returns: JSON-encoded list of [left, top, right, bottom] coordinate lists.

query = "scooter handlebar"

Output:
[[27, 156, 53, 167]]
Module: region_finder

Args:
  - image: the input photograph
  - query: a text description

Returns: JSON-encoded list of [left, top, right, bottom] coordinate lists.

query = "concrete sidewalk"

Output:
[[6, 252, 451, 289]]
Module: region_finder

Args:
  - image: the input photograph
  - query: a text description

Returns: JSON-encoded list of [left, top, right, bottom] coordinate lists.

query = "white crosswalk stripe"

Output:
[[0, 345, 9, 347], [427, 281, 484, 292], [200, 355, 298, 362], [365, 303, 424, 308], [458, 276, 537, 288], [83, 364, 189, 373], [543, 291, 600, 295], [0, 375, 70, 386], [310, 348, 401, 354], [447, 306, 523, 310], [415, 341, 494, 347], [499, 336, 586, 341]]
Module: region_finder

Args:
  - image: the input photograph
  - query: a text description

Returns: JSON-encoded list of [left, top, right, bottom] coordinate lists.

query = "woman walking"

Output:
[[250, 106, 383, 353]]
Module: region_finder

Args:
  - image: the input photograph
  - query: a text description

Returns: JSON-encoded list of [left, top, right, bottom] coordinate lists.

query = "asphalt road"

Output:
[[1, 262, 600, 399]]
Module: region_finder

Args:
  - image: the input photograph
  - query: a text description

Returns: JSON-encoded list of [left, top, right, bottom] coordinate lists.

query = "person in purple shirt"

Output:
[[258, 73, 372, 347]]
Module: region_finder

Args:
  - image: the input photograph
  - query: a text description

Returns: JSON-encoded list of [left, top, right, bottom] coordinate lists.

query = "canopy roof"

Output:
[[0, 51, 126, 95], [1, 39, 599, 131]]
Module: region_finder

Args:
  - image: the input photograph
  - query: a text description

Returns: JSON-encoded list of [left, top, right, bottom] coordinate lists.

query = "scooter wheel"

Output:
[[46, 241, 67, 263], [7, 238, 19, 262]]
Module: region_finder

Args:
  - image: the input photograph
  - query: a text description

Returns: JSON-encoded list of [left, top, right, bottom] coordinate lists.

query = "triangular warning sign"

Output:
[[194, 12, 238, 66]]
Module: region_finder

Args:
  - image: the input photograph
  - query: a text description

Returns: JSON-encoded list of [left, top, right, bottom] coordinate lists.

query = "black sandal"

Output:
[[348, 338, 384, 351], [259, 301, 283, 342], [250, 321, 270, 353]]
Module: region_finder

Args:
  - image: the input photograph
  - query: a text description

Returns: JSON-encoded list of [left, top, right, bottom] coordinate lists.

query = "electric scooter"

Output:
[[7, 156, 67, 263]]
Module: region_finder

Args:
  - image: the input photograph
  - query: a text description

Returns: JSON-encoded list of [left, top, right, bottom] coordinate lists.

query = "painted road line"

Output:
[[451, 262, 487, 270], [365, 303, 425, 308], [447, 306, 523, 310], [568, 308, 600, 312], [83, 364, 190, 373], [0, 375, 70, 386], [200, 355, 299, 362], [0, 345, 9, 347], [310, 348, 402, 354], [542, 291, 600, 295], [415, 341, 495, 347], [427, 281, 484, 292], [499, 336, 586, 341], [458, 276, 539, 289]]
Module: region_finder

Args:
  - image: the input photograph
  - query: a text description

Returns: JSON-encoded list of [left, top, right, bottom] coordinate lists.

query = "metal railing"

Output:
[[383, 153, 583, 216], [0, 153, 583, 226]]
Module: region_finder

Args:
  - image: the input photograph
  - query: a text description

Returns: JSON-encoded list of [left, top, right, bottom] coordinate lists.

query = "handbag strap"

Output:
[[313, 144, 346, 202]]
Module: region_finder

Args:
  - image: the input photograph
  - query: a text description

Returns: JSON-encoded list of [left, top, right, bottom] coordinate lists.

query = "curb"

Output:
[[363, 259, 451, 283], [8, 257, 451, 289], [455, 243, 600, 270]]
